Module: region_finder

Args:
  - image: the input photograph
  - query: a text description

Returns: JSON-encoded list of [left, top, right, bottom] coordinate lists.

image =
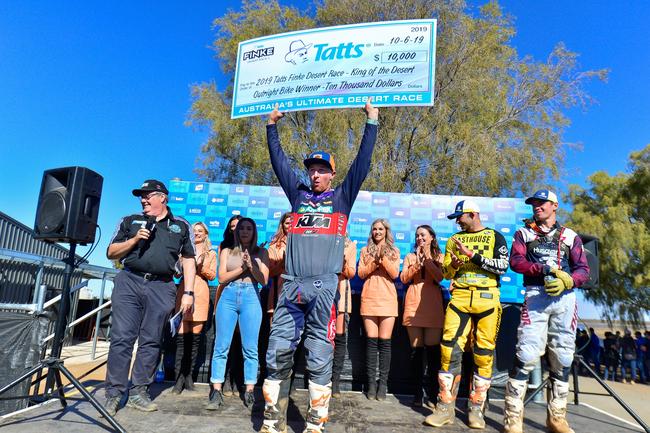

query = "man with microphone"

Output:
[[103, 179, 196, 416]]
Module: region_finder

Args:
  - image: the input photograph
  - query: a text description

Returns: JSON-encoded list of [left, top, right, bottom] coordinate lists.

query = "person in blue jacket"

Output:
[[260, 99, 378, 433]]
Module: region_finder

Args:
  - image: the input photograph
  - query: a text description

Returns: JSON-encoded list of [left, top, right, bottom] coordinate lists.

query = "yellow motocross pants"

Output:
[[440, 286, 502, 378]]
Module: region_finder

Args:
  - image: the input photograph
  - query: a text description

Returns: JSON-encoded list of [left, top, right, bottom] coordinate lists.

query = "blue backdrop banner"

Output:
[[168, 180, 528, 304]]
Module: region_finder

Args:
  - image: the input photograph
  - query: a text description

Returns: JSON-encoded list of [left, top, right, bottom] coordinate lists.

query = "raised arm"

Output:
[[267, 106, 301, 202], [340, 99, 379, 204]]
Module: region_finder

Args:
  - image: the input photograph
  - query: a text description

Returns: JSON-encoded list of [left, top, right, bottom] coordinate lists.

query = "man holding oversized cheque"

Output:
[[260, 99, 378, 433], [231, 19, 436, 118]]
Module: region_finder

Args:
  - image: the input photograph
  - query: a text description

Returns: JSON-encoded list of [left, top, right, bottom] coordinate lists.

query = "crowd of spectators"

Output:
[[576, 327, 649, 384]]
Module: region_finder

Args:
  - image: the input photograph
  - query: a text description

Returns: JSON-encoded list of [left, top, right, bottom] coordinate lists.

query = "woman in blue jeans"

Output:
[[207, 217, 269, 411]]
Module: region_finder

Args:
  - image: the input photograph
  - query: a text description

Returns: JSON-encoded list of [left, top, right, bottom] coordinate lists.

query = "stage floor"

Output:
[[0, 382, 645, 433]]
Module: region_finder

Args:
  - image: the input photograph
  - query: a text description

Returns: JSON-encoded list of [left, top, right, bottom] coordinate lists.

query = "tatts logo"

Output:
[[296, 213, 331, 228]]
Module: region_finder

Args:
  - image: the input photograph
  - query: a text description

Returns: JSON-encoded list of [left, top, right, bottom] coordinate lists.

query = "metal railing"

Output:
[[0, 248, 118, 360]]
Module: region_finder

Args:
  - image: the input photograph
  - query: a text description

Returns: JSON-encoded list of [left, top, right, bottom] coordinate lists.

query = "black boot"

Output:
[[184, 333, 200, 392], [425, 345, 441, 407], [410, 347, 424, 407], [377, 338, 392, 401], [366, 337, 378, 399], [172, 334, 185, 394], [332, 333, 347, 398]]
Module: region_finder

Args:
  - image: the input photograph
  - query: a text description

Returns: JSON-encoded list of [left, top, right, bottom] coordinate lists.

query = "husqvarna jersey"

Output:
[[266, 122, 377, 278], [510, 220, 590, 288]]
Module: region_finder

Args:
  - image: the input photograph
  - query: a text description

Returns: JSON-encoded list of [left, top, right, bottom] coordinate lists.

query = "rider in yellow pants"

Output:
[[424, 200, 509, 429]]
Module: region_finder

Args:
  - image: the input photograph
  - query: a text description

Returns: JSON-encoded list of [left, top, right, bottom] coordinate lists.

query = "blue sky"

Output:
[[1, 1, 648, 318]]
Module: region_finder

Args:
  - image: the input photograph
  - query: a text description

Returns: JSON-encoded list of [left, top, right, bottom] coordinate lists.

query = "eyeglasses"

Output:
[[141, 192, 163, 200]]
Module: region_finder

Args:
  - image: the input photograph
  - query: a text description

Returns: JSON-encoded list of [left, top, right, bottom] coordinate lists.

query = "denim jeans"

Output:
[[621, 358, 638, 382], [210, 281, 262, 385]]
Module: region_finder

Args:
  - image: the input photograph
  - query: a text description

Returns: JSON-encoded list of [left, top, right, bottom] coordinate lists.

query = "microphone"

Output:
[[145, 215, 157, 232], [139, 215, 157, 249]]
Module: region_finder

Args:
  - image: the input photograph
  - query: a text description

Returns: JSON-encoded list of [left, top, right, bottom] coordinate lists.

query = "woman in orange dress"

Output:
[[357, 219, 400, 400], [267, 212, 291, 317], [331, 235, 356, 398], [173, 222, 217, 394], [400, 224, 444, 406]]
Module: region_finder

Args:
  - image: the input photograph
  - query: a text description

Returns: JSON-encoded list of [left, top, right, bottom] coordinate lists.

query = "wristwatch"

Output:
[[183, 291, 194, 297]]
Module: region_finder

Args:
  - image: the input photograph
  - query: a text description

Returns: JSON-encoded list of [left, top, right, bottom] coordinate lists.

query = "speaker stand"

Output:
[[0, 242, 126, 433]]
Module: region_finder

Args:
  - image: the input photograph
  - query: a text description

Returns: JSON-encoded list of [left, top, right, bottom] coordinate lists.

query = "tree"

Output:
[[187, 0, 607, 196], [567, 144, 650, 325]]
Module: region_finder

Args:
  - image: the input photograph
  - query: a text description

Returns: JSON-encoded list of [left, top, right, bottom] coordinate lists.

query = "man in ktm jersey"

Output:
[[261, 100, 378, 433], [425, 200, 508, 429]]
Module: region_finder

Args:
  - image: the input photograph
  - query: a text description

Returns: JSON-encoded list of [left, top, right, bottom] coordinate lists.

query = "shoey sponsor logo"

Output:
[[494, 199, 514, 212], [314, 42, 363, 62], [269, 196, 291, 209], [392, 207, 410, 219], [411, 207, 432, 221], [411, 195, 431, 208], [206, 219, 221, 229], [250, 185, 271, 196], [249, 197, 268, 207], [351, 213, 372, 224], [230, 184, 249, 195], [169, 180, 190, 193], [187, 206, 205, 215], [227, 195, 248, 207], [494, 211, 516, 224], [188, 193, 208, 205], [208, 194, 227, 204], [205, 205, 227, 218], [208, 183, 230, 195], [389, 195, 411, 208], [370, 206, 390, 219], [247, 207, 269, 220], [168, 203, 186, 215]]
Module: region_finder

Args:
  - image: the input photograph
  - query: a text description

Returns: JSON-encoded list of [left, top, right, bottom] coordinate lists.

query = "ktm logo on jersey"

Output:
[[296, 213, 331, 228]]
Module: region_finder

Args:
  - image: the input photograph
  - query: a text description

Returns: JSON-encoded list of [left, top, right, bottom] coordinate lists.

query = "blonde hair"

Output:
[[193, 221, 212, 251], [270, 212, 291, 246], [367, 218, 395, 250]]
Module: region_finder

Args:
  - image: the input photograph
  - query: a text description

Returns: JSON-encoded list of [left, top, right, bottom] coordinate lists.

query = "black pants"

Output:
[[105, 271, 176, 397]]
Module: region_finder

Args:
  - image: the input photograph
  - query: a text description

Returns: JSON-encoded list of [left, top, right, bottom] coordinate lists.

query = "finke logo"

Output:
[[243, 46, 274, 61]]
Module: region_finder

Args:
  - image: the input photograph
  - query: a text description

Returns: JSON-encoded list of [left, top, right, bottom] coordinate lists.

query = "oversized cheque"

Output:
[[232, 19, 437, 118]]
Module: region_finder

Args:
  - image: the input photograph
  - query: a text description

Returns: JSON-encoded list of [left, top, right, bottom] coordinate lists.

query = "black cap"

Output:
[[132, 179, 169, 196]]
